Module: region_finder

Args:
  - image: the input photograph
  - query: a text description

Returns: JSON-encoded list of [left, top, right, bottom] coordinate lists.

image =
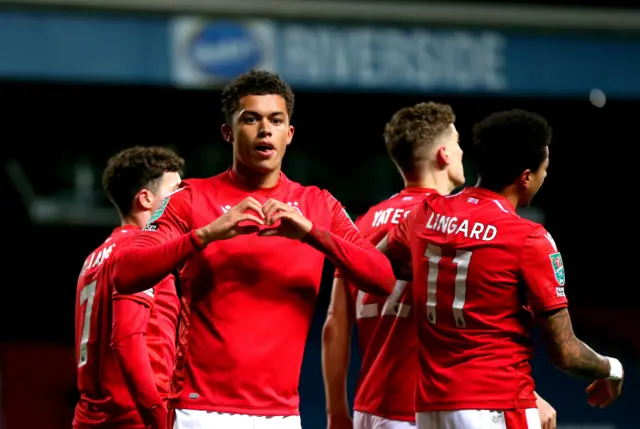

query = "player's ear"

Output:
[[221, 123, 233, 143], [520, 169, 532, 188], [136, 189, 154, 211], [436, 145, 450, 167], [286, 125, 294, 146]]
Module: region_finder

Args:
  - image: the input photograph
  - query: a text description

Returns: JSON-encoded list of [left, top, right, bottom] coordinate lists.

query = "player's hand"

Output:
[[196, 197, 265, 244], [536, 394, 557, 429], [258, 199, 313, 240], [586, 375, 623, 408], [327, 412, 353, 429]]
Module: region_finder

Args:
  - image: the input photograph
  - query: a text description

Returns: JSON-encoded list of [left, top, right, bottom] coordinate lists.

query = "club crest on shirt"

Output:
[[549, 252, 565, 286]]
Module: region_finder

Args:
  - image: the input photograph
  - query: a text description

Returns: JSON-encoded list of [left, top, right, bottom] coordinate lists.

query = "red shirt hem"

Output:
[[416, 399, 536, 412], [353, 406, 415, 422], [168, 400, 300, 417]]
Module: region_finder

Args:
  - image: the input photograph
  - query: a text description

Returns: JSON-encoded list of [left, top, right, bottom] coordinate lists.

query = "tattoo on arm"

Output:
[[540, 308, 610, 380]]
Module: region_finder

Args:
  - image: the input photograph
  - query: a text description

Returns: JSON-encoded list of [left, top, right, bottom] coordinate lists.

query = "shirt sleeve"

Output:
[[303, 191, 395, 296], [520, 226, 569, 313], [384, 204, 421, 266], [333, 215, 364, 280], [112, 282, 156, 308], [112, 184, 205, 295], [110, 297, 165, 426]]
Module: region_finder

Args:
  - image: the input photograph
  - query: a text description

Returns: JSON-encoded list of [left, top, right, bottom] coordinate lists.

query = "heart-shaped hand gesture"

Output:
[[258, 198, 313, 240], [195, 197, 312, 245], [195, 197, 265, 245]]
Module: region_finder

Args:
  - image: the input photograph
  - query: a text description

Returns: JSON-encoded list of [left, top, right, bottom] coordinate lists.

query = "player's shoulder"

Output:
[[184, 172, 229, 189], [285, 176, 335, 203], [80, 227, 137, 277]]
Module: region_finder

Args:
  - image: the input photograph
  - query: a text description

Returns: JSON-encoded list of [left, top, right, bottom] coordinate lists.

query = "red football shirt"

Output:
[[130, 170, 386, 416], [387, 187, 568, 412], [73, 226, 179, 428], [343, 187, 435, 422]]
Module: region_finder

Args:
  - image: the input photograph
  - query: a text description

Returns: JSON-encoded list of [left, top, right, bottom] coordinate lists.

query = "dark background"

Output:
[[1, 80, 638, 427]]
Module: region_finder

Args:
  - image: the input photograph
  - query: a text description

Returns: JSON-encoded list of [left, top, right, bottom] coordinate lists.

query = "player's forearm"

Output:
[[541, 308, 610, 380], [304, 225, 395, 295], [321, 316, 352, 417], [112, 334, 164, 425], [113, 231, 204, 294], [550, 337, 610, 379]]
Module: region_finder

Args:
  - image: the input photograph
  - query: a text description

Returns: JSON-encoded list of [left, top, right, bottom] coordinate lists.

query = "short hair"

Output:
[[472, 109, 552, 191], [102, 146, 184, 216], [221, 70, 295, 124], [383, 102, 456, 173]]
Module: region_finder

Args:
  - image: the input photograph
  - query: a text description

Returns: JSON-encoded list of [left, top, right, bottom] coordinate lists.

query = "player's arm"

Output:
[[322, 275, 356, 424], [375, 207, 419, 281], [110, 279, 169, 429], [522, 227, 623, 407], [304, 191, 395, 295], [112, 185, 200, 294], [113, 186, 266, 294]]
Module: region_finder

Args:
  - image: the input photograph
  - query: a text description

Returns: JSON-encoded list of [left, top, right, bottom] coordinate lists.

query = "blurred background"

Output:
[[0, 0, 638, 428]]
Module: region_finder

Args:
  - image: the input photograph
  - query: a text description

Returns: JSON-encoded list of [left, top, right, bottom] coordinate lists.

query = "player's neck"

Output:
[[232, 160, 281, 189], [476, 181, 520, 209], [121, 212, 146, 229], [404, 171, 455, 196], [498, 188, 521, 210]]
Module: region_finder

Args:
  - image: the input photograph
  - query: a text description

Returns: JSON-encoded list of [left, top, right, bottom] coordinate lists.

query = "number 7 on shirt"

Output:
[[78, 280, 97, 367], [424, 244, 472, 329]]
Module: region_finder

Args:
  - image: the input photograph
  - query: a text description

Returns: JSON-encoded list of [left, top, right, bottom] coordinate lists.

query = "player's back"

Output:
[[410, 187, 546, 412], [351, 187, 435, 421], [74, 227, 146, 427]]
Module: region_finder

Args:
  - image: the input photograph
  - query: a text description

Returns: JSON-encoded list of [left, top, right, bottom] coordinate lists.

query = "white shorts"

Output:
[[174, 409, 302, 429], [416, 409, 540, 429], [354, 411, 416, 429]]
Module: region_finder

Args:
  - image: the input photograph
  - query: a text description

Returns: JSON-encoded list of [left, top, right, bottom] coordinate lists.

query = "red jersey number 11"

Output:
[[424, 244, 472, 329]]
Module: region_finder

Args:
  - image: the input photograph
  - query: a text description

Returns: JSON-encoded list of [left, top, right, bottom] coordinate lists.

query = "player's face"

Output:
[[224, 94, 294, 174], [520, 146, 549, 205], [443, 124, 465, 187], [152, 171, 182, 210]]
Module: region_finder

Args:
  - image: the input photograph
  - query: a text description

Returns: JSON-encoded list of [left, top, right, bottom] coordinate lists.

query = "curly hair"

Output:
[[221, 70, 295, 124], [472, 109, 552, 192], [383, 102, 456, 172], [102, 146, 184, 216]]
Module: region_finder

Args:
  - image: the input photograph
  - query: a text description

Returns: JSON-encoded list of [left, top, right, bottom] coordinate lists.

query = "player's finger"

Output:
[[240, 198, 265, 218], [599, 390, 620, 408], [237, 214, 265, 225], [585, 381, 598, 394], [270, 211, 291, 223], [263, 202, 285, 224], [244, 201, 266, 218]]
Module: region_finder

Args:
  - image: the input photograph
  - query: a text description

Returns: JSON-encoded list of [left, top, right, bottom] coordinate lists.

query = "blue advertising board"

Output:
[[171, 18, 640, 99], [1, 10, 640, 99]]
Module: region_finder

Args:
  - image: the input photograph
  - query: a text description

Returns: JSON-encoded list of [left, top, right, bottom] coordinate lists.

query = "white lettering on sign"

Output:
[[281, 25, 507, 91]]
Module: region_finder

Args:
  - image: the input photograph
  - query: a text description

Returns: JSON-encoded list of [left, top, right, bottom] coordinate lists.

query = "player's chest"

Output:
[[191, 189, 332, 228], [186, 190, 330, 289]]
